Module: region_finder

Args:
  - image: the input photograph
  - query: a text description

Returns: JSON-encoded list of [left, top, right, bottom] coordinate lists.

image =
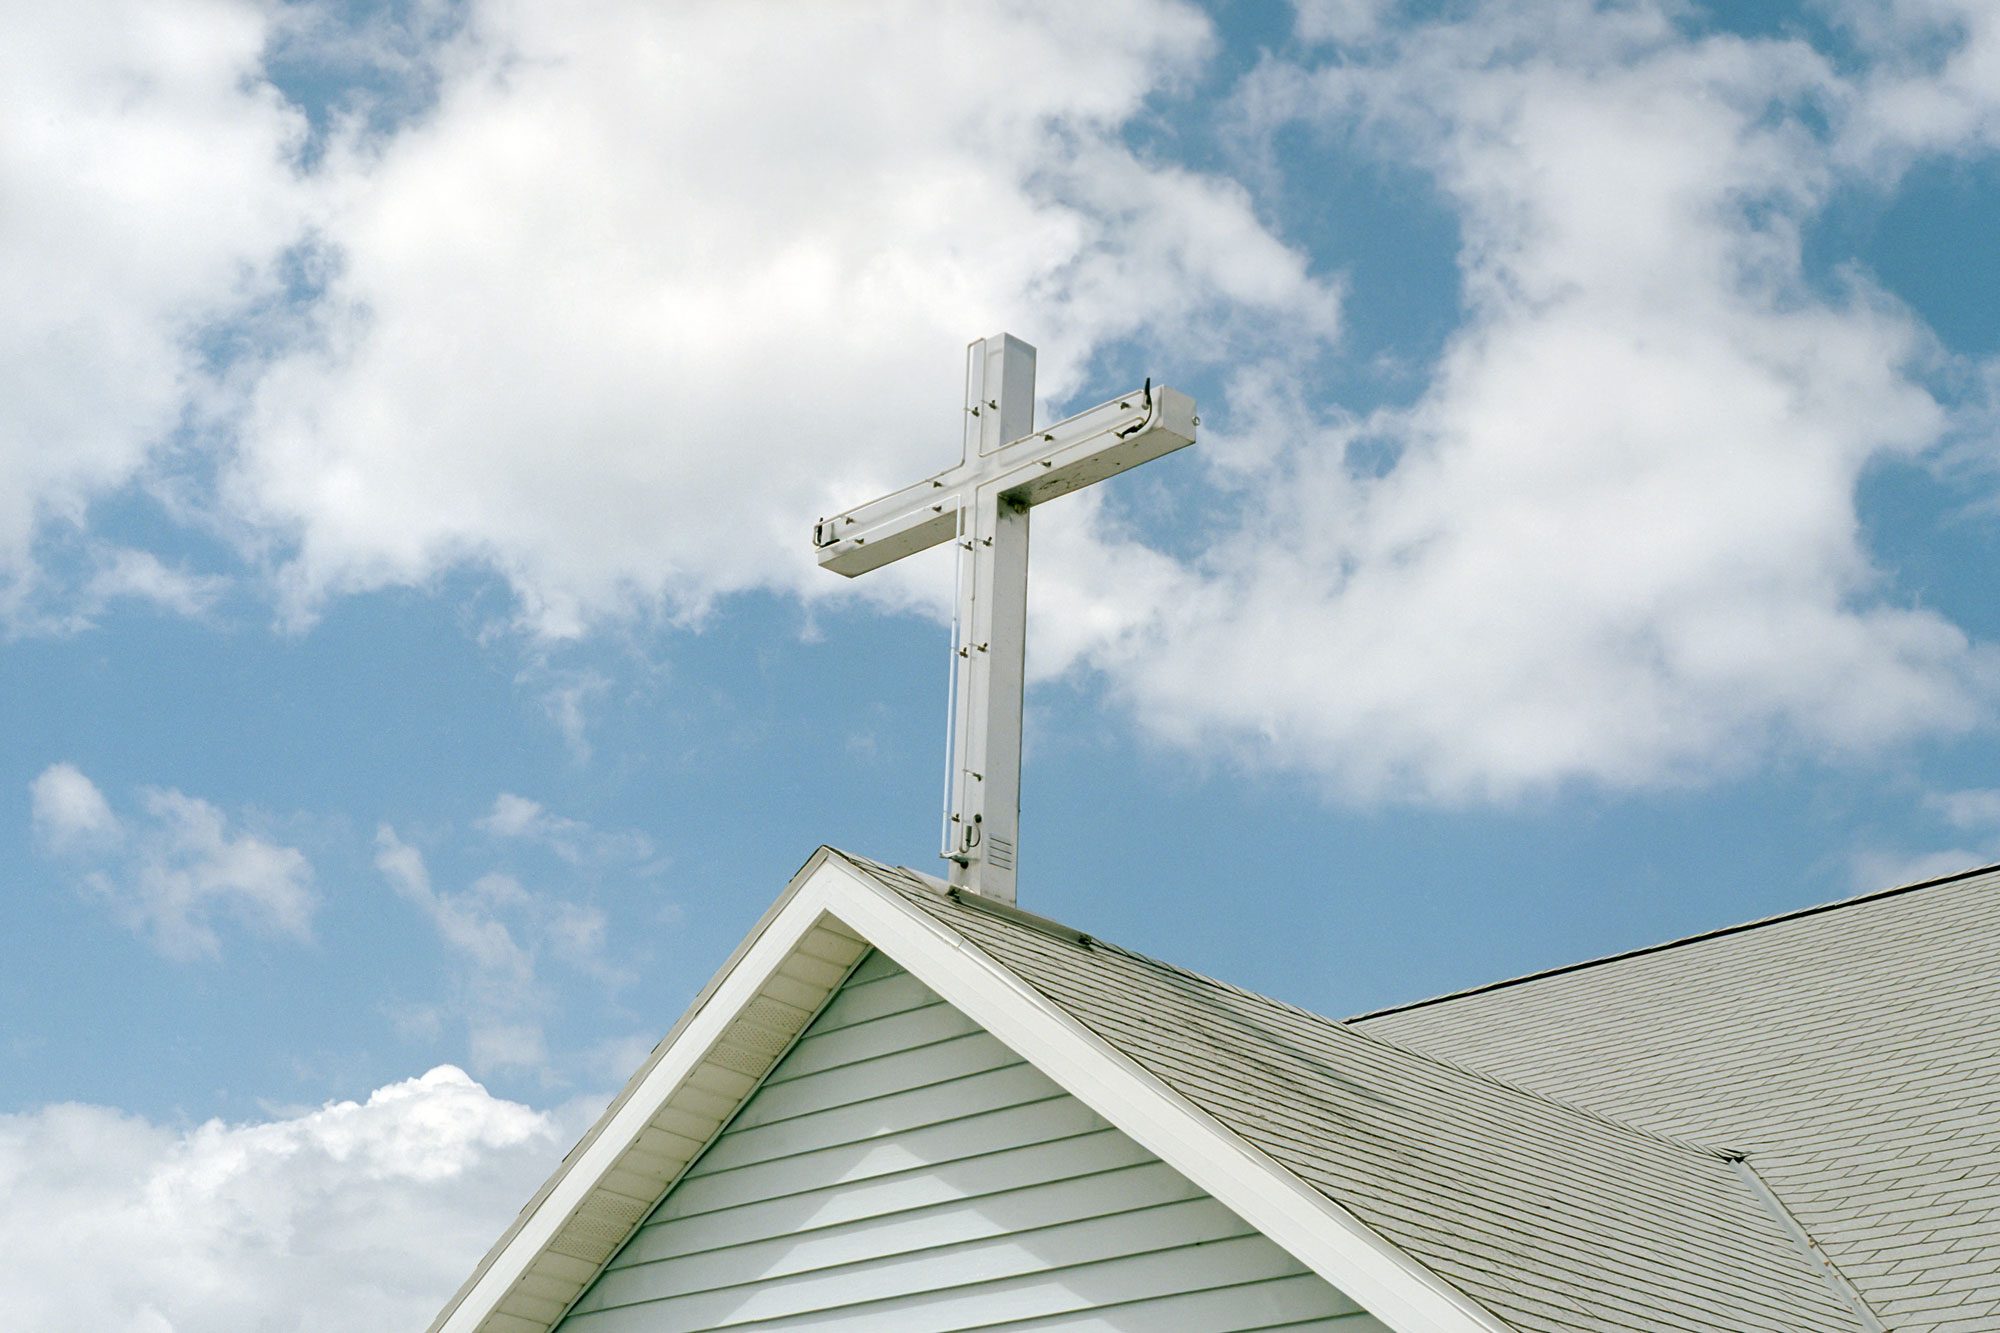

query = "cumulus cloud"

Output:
[[378, 825, 620, 1076], [1011, 2, 1997, 801], [0, 0, 304, 611], [0, 1067, 562, 1333], [30, 764, 315, 958], [7, 0, 1998, 805], [1834, 0, 2000, 171], [29, 762, 121, 855], [2, 0, 1327, 641], [215, 0, 1989, 801], [224, 0, 1335, 635]]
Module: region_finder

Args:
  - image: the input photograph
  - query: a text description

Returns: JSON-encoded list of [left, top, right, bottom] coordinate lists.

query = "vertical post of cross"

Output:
[[947, 334, 1035, 902], [812, 333, 1196, 905]]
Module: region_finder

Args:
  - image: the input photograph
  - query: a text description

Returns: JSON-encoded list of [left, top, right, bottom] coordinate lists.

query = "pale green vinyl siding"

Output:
[[554, 952, 1386, 1332]]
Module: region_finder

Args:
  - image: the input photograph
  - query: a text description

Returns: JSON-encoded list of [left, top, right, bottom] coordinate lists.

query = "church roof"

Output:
[[1357, 860, 2000, 1333], [435, 849, 1998, 1333], [865, 857, 1863, 1333]]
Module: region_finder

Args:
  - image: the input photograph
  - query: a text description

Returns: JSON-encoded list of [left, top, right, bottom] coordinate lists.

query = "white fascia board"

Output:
[[817, 859, 1515, 1333], [434, 849, 858, 1333]]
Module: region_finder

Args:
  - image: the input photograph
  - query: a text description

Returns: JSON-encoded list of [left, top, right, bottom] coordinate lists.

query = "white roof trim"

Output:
[[433, 849, 1510, 1333]]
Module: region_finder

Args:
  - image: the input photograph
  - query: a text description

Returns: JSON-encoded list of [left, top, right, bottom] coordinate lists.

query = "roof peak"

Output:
[[1350, 857, 2000, 1024]]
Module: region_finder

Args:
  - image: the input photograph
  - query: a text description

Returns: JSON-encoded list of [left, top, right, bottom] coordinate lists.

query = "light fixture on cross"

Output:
[[814, 334, 1198, 903]]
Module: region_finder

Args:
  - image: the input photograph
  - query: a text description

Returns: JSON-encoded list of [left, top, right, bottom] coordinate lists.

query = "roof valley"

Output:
[[1729, 1156, 1889, 1333]]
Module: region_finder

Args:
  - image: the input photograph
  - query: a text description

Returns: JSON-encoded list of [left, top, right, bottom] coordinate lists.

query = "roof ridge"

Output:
[[1349, 858, 2000, 1024]]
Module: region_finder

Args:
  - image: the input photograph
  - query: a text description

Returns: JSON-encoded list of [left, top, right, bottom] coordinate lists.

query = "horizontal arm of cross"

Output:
[[814, 385, 1198, 577]]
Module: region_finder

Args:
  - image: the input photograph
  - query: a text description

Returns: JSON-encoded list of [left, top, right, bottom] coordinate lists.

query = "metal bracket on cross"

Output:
[[813, 334, 1198, 903]]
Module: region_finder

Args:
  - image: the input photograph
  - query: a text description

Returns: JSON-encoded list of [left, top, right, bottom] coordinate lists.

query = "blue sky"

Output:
[[4, 1, 1999, 1326]]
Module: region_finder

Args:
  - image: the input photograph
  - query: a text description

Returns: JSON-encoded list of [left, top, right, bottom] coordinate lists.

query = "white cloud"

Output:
[[1294, 0, 1391, 45], [8, 546, 230, 635], [0, 1, 1290, 637], [477, 792, 654, 866], [1851, 846, 1988, 892], [82, 548, 228, 620], [1929, 787, 2000, 831], [534, 668, 612, 763], [29, 762, 121, 855], [1852, 785, 2000, 890], [1834, 0, 2000, 172], [209, 0, 1991, 802], [124, 789, 316, 958], [379, 825, 624, 1076], [222, 0, 1335, 635], [478, 792, 546, 840], [30, 765, 315, 958], [0, 1067, 563, 1333], [380, 836, 536, 991], [6, 0, 1997, 805], [0, 0, 304, 613], [1017, 2, 1996, 800]]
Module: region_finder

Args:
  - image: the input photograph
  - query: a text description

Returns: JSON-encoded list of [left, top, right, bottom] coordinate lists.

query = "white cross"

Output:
[[814, 334, 1197, 902]]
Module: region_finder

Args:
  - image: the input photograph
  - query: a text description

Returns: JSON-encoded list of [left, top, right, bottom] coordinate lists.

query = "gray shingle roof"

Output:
[[836, 852, 1871, 1333], [1358, 863, 2000, 1333]]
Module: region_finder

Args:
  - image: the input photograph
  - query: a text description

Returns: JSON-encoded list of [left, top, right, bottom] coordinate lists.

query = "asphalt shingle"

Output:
[[1360, 864, 2000, 1333], [837, 852, 1873, 1333]]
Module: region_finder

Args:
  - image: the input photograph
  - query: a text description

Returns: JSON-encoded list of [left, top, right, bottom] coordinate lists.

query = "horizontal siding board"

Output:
[[605, 1162, 1209, 1296], [806, 969, 940, 1031], [578, 1196, 1259, 1322], [655, 1093, 1089, 1218], [727, 1029, 1023, 1129], [765, 999, 983, 1083], [555, 959, 1365, 1332], [564, 1234, 1313, 1332], [845, 947, 902, 984], [760, 1233, 1314, 1329], [974, 1272, 1384, 1330], [633, 1121, 1145, 1252], [684, 1063, 1060, 1175]]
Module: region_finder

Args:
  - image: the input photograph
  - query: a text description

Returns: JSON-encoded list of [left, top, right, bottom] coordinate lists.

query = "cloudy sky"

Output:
[[5, 0, 1999, 1326]]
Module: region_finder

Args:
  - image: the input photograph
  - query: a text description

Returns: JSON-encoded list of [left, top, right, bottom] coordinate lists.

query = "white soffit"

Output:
[[431, 849, 1507, 1333]]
